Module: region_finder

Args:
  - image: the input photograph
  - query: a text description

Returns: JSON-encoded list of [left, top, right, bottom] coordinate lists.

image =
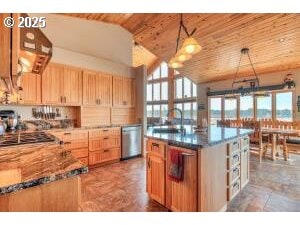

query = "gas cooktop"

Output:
[[0, 132, 56, 147]]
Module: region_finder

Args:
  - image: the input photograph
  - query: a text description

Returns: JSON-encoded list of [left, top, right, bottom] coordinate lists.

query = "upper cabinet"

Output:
[[42, 63, 82, 106], [21, 73, 41, 105], [113, 76, 136, 108], [83, 71, 112, 107], [63, 67, 82, 105]]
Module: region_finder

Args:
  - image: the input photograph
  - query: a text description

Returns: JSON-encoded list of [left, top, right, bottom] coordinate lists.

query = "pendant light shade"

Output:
[[174, 48, 192, 62], [181, 37, 202, 55], [168, 58, 183, 69]]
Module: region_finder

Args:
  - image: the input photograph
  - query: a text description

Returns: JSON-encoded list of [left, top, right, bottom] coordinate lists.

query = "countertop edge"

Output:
[[0, 166, 88, 196], [144, 130, 253, 150]]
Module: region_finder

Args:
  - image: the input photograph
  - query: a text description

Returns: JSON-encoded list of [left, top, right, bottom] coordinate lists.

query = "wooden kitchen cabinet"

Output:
[[83, 70, 112, 106], [88, 128, 121, 166], [42, 63, 63, 105], [42, 63, 82, 105], [146, 139, 166, 205], [21, 72, 41, 105], [62, 67, 82, 105], [166, 146, 198, 212], [113, 76, 136, 107]]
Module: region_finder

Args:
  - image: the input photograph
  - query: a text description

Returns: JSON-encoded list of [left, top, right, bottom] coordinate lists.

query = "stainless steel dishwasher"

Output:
[[121, 125, 142, 160]]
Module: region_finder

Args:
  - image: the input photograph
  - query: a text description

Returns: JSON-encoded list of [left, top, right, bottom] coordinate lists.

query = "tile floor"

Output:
[[80, 152, 300, 212]]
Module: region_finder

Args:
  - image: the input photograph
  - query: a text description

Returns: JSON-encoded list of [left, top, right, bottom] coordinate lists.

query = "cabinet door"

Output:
[[21, 72, 41, 104], [240, 148, 250, 189], [166, 147, 197, 212], [42, 64, 63, 104], [112, 76, 124, 107], [82, 71, 97, 106], [63, 67, 82, 105], [148, 154, 165, 205], [122, 77, 131, 107], [96, 72, 112, 106]]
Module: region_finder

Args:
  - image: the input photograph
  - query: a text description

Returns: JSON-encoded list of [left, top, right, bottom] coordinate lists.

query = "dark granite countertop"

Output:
[[0, 142, 88, 195], [145, 125, 253, 150]]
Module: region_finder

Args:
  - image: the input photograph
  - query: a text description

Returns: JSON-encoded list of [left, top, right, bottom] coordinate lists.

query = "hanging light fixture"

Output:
[[168, 14, 201, 69], [226, 48, 269, 99]]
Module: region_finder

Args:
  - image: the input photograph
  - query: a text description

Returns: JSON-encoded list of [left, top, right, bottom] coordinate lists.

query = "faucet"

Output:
[[167, 108, 186, 135]]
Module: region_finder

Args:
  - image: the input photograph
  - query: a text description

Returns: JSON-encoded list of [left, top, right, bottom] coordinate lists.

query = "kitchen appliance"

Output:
[[0, 110, 17, 131], [0, 131, 56, 147], [121, 125, 142, 160]]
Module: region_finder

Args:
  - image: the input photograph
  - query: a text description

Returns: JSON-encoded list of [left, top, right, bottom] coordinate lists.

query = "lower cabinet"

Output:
[[146, 153, 166, 205], [166, 146, 198, 212], [88, 128, 121, 166], [89, 148, 120, 165]]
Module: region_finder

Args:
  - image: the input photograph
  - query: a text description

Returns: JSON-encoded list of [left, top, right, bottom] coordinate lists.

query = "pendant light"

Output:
[[226, 48, 268, 99], [168, 14, 201, 69]]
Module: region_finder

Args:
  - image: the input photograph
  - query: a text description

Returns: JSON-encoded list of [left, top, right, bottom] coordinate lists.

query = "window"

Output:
[[146, 84, 152, 101], [240, 95, 254, 119], [175, 76, 197, 100], [276, 92, 293, 121], [161, 81, 168, 100], [175, 78, 183, 99], [147, 62, 169, 119], [257, 94, 272, 119], [224, 98, 237, 120], [147, 105, 153, 117], [209, 97, 222, 125], [209, 90, 293, 123]]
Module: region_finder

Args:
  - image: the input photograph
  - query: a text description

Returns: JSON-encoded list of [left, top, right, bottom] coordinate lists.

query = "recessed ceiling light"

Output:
[[279, 38, 285, 43]]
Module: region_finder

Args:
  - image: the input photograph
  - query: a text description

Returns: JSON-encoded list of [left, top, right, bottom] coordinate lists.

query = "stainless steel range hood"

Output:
[[0, 13, 52, 103]]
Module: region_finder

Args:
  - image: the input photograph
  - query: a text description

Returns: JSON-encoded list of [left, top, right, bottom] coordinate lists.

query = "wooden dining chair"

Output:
[[246, 121, 269, 163]]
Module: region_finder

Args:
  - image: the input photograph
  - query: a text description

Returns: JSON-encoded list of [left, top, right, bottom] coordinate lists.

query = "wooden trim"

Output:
[[147, 59, 161, 77]]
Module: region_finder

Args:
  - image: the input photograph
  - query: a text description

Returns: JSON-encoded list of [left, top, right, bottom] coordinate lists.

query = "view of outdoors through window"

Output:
[[209, 91, 293, 124], [147, 63, 197, 126]]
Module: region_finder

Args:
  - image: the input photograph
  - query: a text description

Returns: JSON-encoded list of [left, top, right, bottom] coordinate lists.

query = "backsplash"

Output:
[[0, 105, 78, 120]]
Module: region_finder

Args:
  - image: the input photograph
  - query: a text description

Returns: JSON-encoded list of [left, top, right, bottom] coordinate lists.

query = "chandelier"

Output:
[[225, 48, 269, 100], [168, 14, 201, 69]]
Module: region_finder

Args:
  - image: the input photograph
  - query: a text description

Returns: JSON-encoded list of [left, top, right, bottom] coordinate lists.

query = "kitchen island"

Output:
[[145, 125, 253, 212], [0, 134, 87, 212]]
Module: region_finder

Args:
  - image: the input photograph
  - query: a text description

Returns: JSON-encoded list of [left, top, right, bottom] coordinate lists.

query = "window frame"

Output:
[[208, 89, 295, 123]]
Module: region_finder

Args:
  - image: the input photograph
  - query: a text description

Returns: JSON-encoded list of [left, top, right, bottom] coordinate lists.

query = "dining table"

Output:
[[261, 127, 300, 161]]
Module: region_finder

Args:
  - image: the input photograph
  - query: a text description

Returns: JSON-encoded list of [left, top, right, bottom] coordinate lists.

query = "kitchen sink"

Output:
[[153, 127, 182, 134]]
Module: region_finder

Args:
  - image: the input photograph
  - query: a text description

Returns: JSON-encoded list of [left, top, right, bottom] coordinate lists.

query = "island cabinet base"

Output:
[[0, 176, 81, 212], [198, 143, 228, 212]]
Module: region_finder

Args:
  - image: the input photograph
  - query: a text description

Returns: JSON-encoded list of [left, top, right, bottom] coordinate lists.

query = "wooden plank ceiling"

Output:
[[62, 13, 300, 83]]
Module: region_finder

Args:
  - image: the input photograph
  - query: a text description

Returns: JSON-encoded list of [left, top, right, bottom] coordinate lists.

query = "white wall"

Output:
[[29, 13, 134, 77], [197, 68, 300, 121], [52, 47, 133, 77]]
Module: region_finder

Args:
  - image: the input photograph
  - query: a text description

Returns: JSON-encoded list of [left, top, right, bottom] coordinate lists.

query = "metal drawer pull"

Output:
[[64, 141, 72, 145], [103, 129, 109, 132], [103, 137, 109, 140], [103, 149, 109, 152], [64, 132, 71, 135], [181, 153, 195, 156], [152, 143, 159, 147]]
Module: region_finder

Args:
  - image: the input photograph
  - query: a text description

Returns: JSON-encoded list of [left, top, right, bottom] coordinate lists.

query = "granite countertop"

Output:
[[145, 125, 253, 150], [0, 141, 88, 195]]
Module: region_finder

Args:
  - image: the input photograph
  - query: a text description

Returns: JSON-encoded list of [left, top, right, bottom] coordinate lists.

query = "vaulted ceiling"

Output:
[[62, 13, 300, 83]]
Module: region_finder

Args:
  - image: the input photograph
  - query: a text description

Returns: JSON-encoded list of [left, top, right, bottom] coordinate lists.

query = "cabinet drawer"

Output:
[[227, 165, 240, 185], [89, 148, 120, 165], [147, 139, 166, 158], [240, 136, 250, 149], [227, 179, 241, 201], [89, 128, 120, 138], [50, 130, 88, 141], [78, 157, 89, 166], [71, 148, 88, 158], [227, 152, 241, 170], [89, 136, 120, 151], [227, 140, 240, 156], [63, 139, 89, 150]]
